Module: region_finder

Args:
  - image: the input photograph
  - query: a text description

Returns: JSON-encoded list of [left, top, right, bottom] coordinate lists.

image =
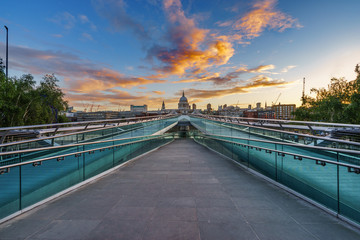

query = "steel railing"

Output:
[[0, 114, 178, 149], [0, 132, 174, 222], [190, 115, 360, 150], [195, 132, 360, 171], [0, 133, 175, 171], [195, 113, 360, 129], [0, 114, 178, 144], [193, 132, 360, 226]]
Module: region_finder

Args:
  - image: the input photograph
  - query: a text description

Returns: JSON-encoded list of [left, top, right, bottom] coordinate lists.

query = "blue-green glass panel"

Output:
[[84, 148, 114, 179], [339, 164, 360, 225], [247, 140, 276, 179], [0, 166, 20, 219], [278, 154, 338, 211], [21, 154, 83, 209]]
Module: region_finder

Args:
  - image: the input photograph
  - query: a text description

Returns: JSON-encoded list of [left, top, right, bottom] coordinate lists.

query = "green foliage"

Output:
[[295, 64, 360, 123], [0, 73, 68, 127]]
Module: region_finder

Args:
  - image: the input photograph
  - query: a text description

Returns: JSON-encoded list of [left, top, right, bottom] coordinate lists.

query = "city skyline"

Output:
[[1, 0, 360, 111]]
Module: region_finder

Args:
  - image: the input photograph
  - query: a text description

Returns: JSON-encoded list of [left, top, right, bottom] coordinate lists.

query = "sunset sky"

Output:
[[1, 0, 360, 111]]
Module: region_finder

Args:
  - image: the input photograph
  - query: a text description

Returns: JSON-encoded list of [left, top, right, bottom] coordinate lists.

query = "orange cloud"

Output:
[[217, 0, 302, 43], [152, 90, 165, 95], [65, 89, 181, 111], [67, 68, 165, 92], [233, 0, 302, 39], [184, 75, 291, 99], [3, 43, 165, 93], [147, 0, 234, 77], [249, 64, 275, 73], [177, 64, 276, 85]]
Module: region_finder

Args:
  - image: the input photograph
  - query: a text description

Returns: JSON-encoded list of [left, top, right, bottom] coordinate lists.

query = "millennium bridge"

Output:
[[0, 114, 360, 239]]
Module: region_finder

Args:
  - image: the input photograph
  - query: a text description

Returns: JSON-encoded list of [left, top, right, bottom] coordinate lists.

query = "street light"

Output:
[[4, 25, 8, 79]]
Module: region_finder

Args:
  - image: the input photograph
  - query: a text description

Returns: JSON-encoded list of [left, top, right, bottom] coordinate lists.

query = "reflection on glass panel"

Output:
[[21, 154, 83, 209], [339, 164, 360, 225], [0, 166, 20, 219]]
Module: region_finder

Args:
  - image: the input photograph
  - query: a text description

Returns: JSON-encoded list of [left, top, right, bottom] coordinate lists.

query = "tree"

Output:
[[37, 74, 68, 124], [294, 64, 360, 123], [0, 73, 68, 127], [343, 65, 360, 123]]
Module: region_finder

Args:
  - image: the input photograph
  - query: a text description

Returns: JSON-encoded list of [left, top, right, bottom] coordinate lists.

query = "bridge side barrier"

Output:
[[0, 133, 175, 222], [193, 132, 360, 227], [190, 115, 360, 151], [0, 115, 178, 154]]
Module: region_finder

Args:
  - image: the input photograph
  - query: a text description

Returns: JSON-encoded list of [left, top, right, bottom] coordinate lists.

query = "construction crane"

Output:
[[272, 93, 281, 106], [81, 102, 88, 112]]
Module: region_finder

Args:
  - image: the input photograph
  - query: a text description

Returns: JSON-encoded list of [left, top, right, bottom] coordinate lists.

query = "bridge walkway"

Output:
[[0, 139, 359, 240]]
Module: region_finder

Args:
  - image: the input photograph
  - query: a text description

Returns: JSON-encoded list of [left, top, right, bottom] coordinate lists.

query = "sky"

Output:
[[1, 0, 360, 111]]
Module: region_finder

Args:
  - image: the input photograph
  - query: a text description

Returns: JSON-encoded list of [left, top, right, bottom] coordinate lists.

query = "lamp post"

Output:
[[4, 25, 8, 79]]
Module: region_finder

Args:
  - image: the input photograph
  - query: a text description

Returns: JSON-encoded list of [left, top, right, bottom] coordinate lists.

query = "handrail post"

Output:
[[337, 152, 340, 217], [19, 154, 22, 211], [275, 143, 278, 181], [247, 138, 250, 167]]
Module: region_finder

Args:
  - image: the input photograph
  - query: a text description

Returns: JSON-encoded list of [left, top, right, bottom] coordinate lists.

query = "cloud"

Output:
[[185, 75, 291, 99], [217, 0, 302, 43], [178, 64, 276, 85], [65, 88, 180, 111], [82, 32, 94, 41], [50, 12, 76, 30], [237, 0, 302, 38], [2, 43, 165, 93], [249, 64, 275, 73], [281, 65, 296, 73], [52, 34, 63, 38], [92, 0, 149, 40], [79, 15, 90, 24], [146, 0, 234, 78], [69, 73, 165, 92], [79, 14, 97, 30], [152, 90, 165, 95]]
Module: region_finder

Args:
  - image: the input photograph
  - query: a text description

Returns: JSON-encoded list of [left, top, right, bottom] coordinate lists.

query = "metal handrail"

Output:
[[0, 114, 176, 132], [202, 133, 360, 155], [191, 115, 360, 147], [0, 133, 173, 157], [196, 114, 360, 128], [0, 133, 174, 170], [195, 133, 360, 171], [0, 114, 178, 147]]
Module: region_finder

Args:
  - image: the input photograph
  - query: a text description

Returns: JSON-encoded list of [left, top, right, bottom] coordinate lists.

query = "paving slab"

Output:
[[0, 139, 360, 240]]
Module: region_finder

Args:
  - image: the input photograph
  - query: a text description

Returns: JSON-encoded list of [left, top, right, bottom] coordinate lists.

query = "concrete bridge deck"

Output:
[[1, 139, 360, 240]]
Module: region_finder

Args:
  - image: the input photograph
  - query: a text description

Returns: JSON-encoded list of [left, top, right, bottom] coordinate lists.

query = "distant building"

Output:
[[248, 104, 252, 109], [161, 101, 165, 110], [130, 105, 148, 113], [178, 91, 190, 113], [273, 104, 296, 119], [192, 103, 196, 110], [256, 102, 261, 109], [207, 103, 212, 112], [257, 110, 276, 119], [76, 111, 120, 121], [244, 110, 258, 118]]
